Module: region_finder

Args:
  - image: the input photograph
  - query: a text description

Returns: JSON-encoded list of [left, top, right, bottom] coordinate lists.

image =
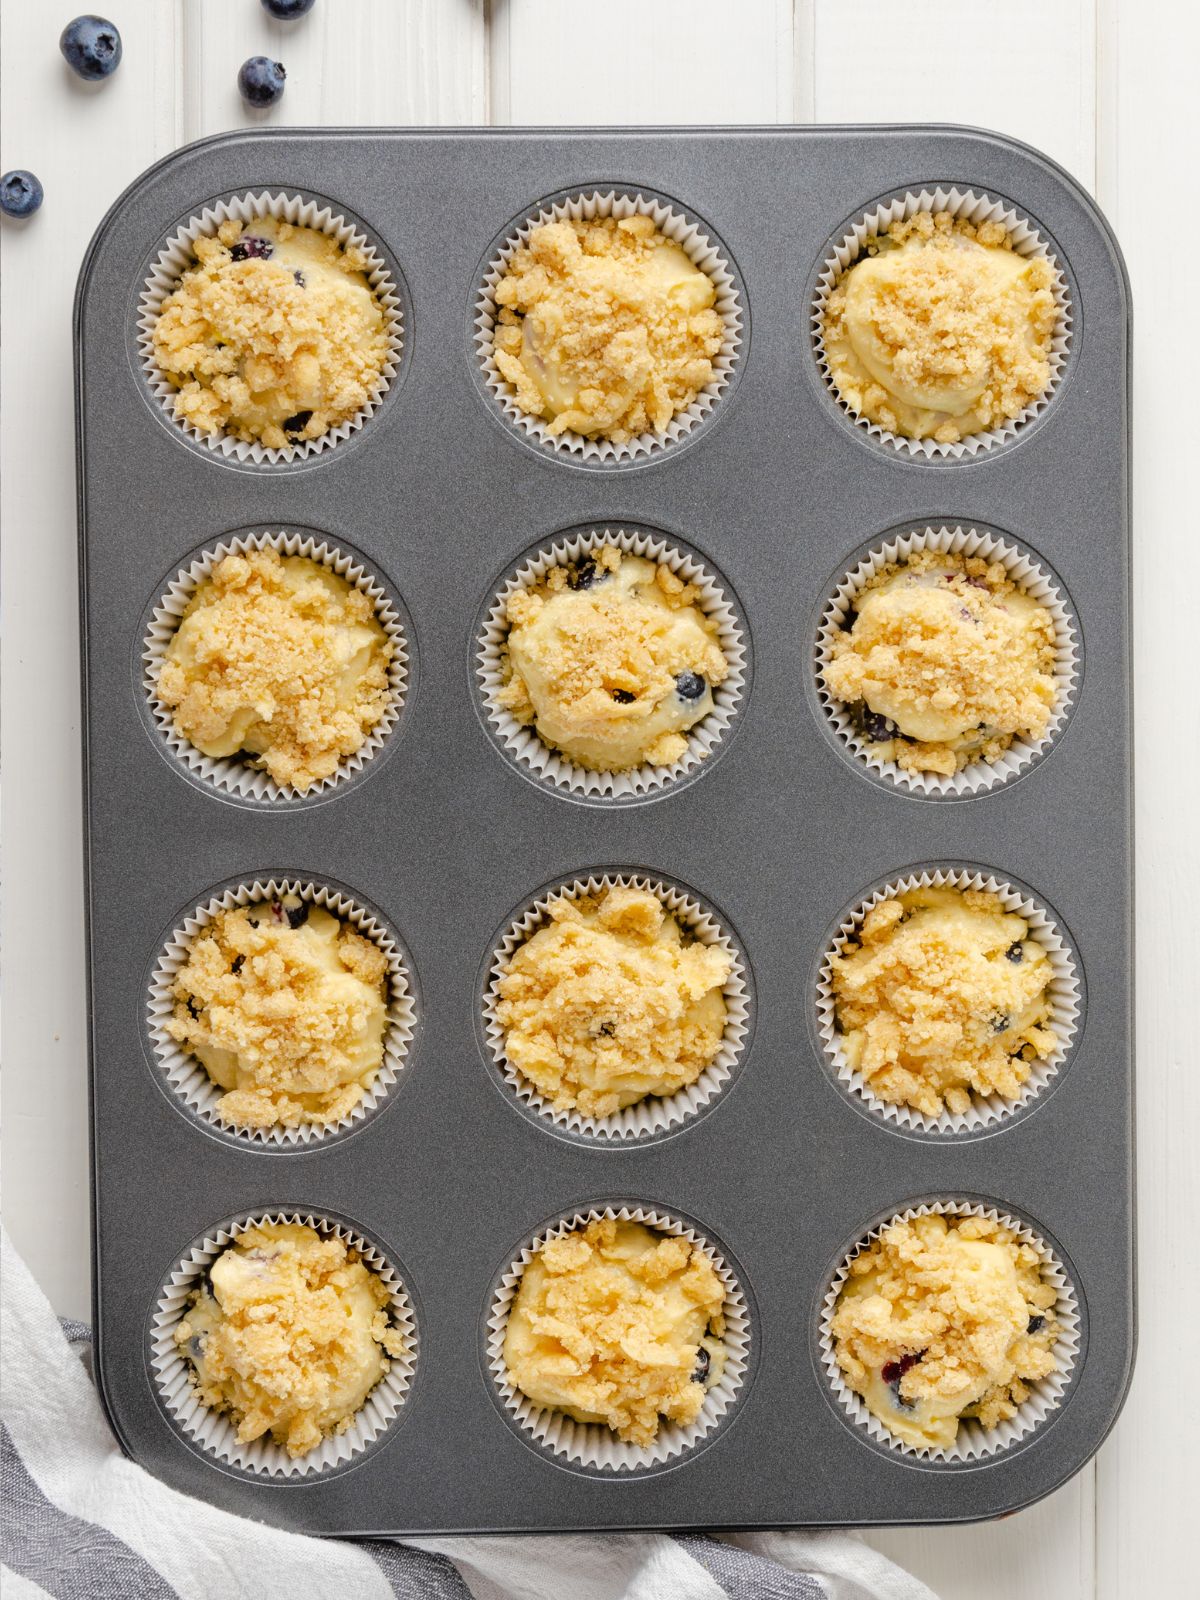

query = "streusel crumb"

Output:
[[823, 212, 1058, 443], [494, 885, 731, 1117], [156, 550, 392, 792], [503, 1217, 727, 1446], [152, 216, 390, 449], [829, 886, 1058, 1118], [832, 1212, 1059, 1450], [492, 214, 724, 443]]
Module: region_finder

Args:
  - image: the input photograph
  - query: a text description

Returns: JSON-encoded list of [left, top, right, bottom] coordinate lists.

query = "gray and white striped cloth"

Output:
[[1, 1229, 937, 1600]]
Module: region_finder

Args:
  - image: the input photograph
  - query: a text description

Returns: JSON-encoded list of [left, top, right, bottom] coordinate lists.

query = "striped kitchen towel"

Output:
[[1, 1229, 936, 1600]]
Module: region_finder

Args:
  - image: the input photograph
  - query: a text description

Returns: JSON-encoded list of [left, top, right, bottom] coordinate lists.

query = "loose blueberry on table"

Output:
[[59, 15, 123, 80], [261, 0, 317, 16], [0, 171, 43, 219], [238, 56, 287, 108]]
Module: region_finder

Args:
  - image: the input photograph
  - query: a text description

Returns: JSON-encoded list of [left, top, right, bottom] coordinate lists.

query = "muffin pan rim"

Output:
[[80, 124, 1133, 1534]]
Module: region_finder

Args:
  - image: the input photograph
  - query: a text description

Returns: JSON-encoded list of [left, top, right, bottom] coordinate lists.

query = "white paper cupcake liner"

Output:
[[477, 527, 747, 800], [151, 1209, 418, 1478], [143, 530, 410, 804], [483, 873, 751, 1141], [815, 525, 1080, 796], [487, 1204, 751, 1472], [812, 187, 1073, 459], [138, 190, 404, 465], [475, 189, 743, 465], [819, 1199, 1081, 1463], [147, 877, 416, 1147], [816, 867, 1081, 1135]]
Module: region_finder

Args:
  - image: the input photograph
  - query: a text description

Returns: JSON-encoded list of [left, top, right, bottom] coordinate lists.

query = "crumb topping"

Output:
[[156, 550, 392, 792], [498, 548, 728, 772], [823, 212, 1058, 443], [832, 1212, 1060, 1450], [174, 1221, 406, 1458], [151, 217, 390, 449], [829, 886, 1058, 1118], [494, 885, 732, 1118], [166, 893, 389, 1129], [503, 1217, 727, 1446], [492, 214, 724, 443], [823, 550, 1058, 776]]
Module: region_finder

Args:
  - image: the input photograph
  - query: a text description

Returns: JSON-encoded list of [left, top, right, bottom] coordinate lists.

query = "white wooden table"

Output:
[[2, 3, 1195, 1595]]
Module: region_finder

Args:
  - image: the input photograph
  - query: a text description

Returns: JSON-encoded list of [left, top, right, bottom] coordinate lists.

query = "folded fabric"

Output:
[[0, 1228, 937, 1600]]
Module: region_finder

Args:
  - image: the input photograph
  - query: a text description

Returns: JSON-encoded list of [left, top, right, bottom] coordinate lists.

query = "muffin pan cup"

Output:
[[77, 127, 1132, 1537]]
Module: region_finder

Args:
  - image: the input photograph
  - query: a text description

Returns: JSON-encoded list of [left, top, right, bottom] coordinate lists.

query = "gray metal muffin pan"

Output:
[[76, 127, 1133, 1535]]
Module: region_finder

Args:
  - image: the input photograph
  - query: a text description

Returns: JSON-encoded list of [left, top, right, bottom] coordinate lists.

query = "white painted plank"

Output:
[[812, 0, 1097, 190], [1095, 0, 1200, 1596], [180, 0, 487, 139], [0, 0, 183, 1320], [494, 0, 795, 124]]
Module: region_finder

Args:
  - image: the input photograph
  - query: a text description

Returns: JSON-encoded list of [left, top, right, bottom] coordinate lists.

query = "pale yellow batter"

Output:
[[829, 886, 1057, 1118], [156, 550, 392, 792], [494, 885, 732, 1118], [832, 1212, 1059, 1450], [497, 548, 729, 771], [823, 550, 1057, 776], [152, 216, 390, 449], [166, 892, 389, 1130], [492, 214, 724, 442], [174, 1221, 406, 1459], [823, 212, 1058, 443], [503, 1217, 727, 1447]]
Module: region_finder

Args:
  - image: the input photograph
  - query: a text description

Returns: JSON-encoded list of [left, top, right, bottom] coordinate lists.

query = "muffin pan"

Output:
[[76, 127, 1133, 1535]]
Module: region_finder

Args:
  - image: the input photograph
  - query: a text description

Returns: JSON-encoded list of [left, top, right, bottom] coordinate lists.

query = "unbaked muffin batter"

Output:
[[822, 212, 1058, 443], [497, 548, 729, 771], [492, 214, 724, 442], [494, 885, 732, 1118], [832, 1212, 1059, 1450], [829, 886, 1057, 1118], [152, 216, 390, 450], [503, 1217, 727, 1447], [166, 892, 389, 1130], [174, 1221, 406, 1459], [822, 550, 1057, 776], [156, 550, 392, 792]]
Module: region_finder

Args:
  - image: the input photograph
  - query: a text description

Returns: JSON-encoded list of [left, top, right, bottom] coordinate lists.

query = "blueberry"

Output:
[[230, 235, 273, 262], [60, 16, 122, 80], [1006, 941, 1024, 964], [292, 268, 306, 286], [611, 689, 636, 704], [1027, 1314, 1046, 1334], [238, 56, 287, 108], [0, 171, 43, 219], [991, 1012, 1011, 1034], [261, 0, 317, 16], [282, 410, 313, 435], [692, 1345, 710, 1383], [857, 706, 898, 743], [285, 901, 310, 929], [188, 1334, 206, 1360], [568, 559, 597, 590], [881, 1351, 921, 1410], [674, 671, 707, 701], [230, 955, 245, 976]]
